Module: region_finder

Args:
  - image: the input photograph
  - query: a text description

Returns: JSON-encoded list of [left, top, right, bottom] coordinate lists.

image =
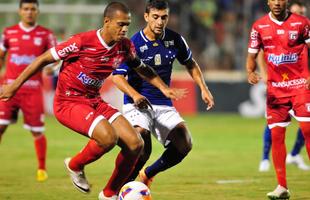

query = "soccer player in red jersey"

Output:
[[0, 2, 184, 200], [246, 0, 310, 199], [0, 0, 57, 182]]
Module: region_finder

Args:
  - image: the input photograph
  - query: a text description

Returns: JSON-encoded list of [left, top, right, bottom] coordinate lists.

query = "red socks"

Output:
[[69, 139, 106, 171], [103, 150, 139, 197], [270, 126, 287, 188], [34, 134, 47, 170], [299, 122, 310, 160]]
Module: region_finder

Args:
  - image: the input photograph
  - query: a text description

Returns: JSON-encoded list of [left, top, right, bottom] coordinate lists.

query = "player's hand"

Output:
[[133, 94, 153, 110], [247, 72, 261, 85], [201, 88, 214, 110], [161, 88, 188, 100], [0, 84, 16, 101], [306, 77, 310, 90]]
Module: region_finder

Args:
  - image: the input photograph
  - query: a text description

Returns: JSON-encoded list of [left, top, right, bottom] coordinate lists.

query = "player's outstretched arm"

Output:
[[184, 59, 214, 110], [246, 52, 261, 85], [126, 57, 186, 100], [112, 74, 153, 110], [0, 50, 55, 101]]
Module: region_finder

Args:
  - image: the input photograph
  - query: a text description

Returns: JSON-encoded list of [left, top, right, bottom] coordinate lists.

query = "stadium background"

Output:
[[0, 1, 310, 200], [0, 0, 309, 117]]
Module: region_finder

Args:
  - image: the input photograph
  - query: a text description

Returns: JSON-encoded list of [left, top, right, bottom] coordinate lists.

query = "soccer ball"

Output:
[[118, 181, 152, 200]]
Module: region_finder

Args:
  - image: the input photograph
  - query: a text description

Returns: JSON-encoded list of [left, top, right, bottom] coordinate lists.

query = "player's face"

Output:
[[290, 4, 306, 16], [267, 0, 288, 17], [105, 11, 131, 42], [19, 3, 39, 25], [144, 8, 169, 36]]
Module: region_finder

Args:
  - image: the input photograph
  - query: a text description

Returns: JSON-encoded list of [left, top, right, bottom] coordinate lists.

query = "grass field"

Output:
[[0, 113, 309, 200]]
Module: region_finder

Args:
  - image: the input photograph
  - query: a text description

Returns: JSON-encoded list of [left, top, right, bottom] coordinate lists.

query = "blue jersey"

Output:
[[113, 28, 192, 106]]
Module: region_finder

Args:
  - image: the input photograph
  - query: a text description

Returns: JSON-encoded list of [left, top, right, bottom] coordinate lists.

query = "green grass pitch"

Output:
[[0, 114, 309, 200]]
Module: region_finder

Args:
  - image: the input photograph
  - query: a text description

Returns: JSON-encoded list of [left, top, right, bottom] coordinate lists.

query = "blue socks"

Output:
[[262, 125, 272, 160], [145, 144, 185, 178], [290, 128, 305, 156]]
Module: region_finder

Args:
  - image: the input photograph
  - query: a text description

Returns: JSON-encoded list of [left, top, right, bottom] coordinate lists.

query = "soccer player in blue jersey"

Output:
[[112, 0, 214, 187], [258, 0, 310, 172]]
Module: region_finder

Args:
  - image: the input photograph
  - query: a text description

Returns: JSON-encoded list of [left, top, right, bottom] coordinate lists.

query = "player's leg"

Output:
[[0, 125, 8, 143], [266, 97, 291, 199], [21, 92, 48, 181], [144, 122, 192, 179], [121, 104, 154, 182], [259, 125, 272, 172], [101, 115, 144, 198], [126, 127, 152, 182], [299, 122, 310, 160], [54, 99, 119, 193], [286, 128, 309, 170]]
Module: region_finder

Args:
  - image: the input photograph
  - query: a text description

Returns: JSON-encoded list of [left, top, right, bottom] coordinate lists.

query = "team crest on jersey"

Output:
[[288, 31, 298, 40], [34, 37, 42, 46], [113, 57, 123, 68], [154, 54, 161, 65]]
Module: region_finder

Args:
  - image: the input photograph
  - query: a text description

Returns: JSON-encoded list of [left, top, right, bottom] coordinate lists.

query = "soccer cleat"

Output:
[[98, 191, 118, 200], [259, 159, 270, 172], [139, 167, 154, 188], [37, 169, 48, 182], [286, 154, 310, 170], [64, 157, 90, 193], [267, 185, 290, 200]]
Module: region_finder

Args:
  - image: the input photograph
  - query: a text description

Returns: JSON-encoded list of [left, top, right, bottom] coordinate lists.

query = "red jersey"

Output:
[[0, 22, 56, 91], [248, 13, 310, 98], [50, 29, 136, 99]]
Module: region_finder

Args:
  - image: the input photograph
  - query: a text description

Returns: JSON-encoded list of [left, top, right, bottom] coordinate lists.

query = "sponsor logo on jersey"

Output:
[[10, 54, 36, 65], [268, 53, 298, 66], [281, 73, 289, 81], [139, 44, 148, 53], [250, 29, 258, 40], [34, 37, 42, 46], [288, 31, 298, 40], [36, 31, 47, 35], [153, 42, 159, 47], [77, 72, 104, 88], [271, 78, 306, 88], [22, 34, 30, 40], [258, 24, 270, 29], [262, 36, 272, 40], [290, 22, 302, 26], [164, 40, 175, 48], [113, 57, 123, 68], [9, 38, 18, 43], [7, 30, 18, 34], [264, 45, 275, 49], [277, 29, 285, 35], [57, 42, 78, 57]]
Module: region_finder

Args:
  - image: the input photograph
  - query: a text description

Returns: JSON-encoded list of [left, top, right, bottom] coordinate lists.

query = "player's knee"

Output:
[[0, 125, 8, 134], [96, 128, 118, 150], [128, 135, 144, 155]]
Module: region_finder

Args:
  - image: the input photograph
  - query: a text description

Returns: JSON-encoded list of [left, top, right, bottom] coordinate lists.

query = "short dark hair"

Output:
[[145, 0, 169, 13], [103, 2, 130, 19], [288, 0, 304, 9], [19, 0, 39, 8]]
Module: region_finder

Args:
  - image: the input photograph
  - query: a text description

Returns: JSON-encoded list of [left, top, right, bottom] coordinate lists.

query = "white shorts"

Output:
[[123, 104, 184, 146]]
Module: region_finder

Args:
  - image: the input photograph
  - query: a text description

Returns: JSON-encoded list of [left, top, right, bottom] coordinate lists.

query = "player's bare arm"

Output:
[[127, 57, 186, 100], [112, 74, 152, 110], [246, 52, 261, 85], [0, 50, 55, 101], [257, 50, 267, 83], [184, 59, 214, 110]]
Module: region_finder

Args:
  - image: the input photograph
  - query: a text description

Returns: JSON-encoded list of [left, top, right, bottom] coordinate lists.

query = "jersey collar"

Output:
[[268, 12, 288, 26], [96, 29, 115, 50], [18, 22, 38, 32], [140, 29, 166, 42]]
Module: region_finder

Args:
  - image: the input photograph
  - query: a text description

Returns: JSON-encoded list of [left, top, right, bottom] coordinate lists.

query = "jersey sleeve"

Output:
[[46, 31, 57, 49], [50, 34, 81, 61], [303, 18, 310, 44], [0, 28, 8, 52], [112, 62, 130, 75], [176, 35, 193, 65], [248, 23, 262, 54]]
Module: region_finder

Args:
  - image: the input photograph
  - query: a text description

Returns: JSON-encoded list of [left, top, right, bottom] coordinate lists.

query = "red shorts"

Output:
[[0, 90, 44, 132], [54, 97, 121, 137], [266, 93, 310, 127]]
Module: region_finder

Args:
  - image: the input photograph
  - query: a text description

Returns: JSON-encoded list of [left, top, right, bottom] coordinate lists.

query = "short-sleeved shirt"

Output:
[[113, 28, 192, 106], [0, 22, 56, 92], [50, 29, 136, 100], [248, 12, 310, 98]]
